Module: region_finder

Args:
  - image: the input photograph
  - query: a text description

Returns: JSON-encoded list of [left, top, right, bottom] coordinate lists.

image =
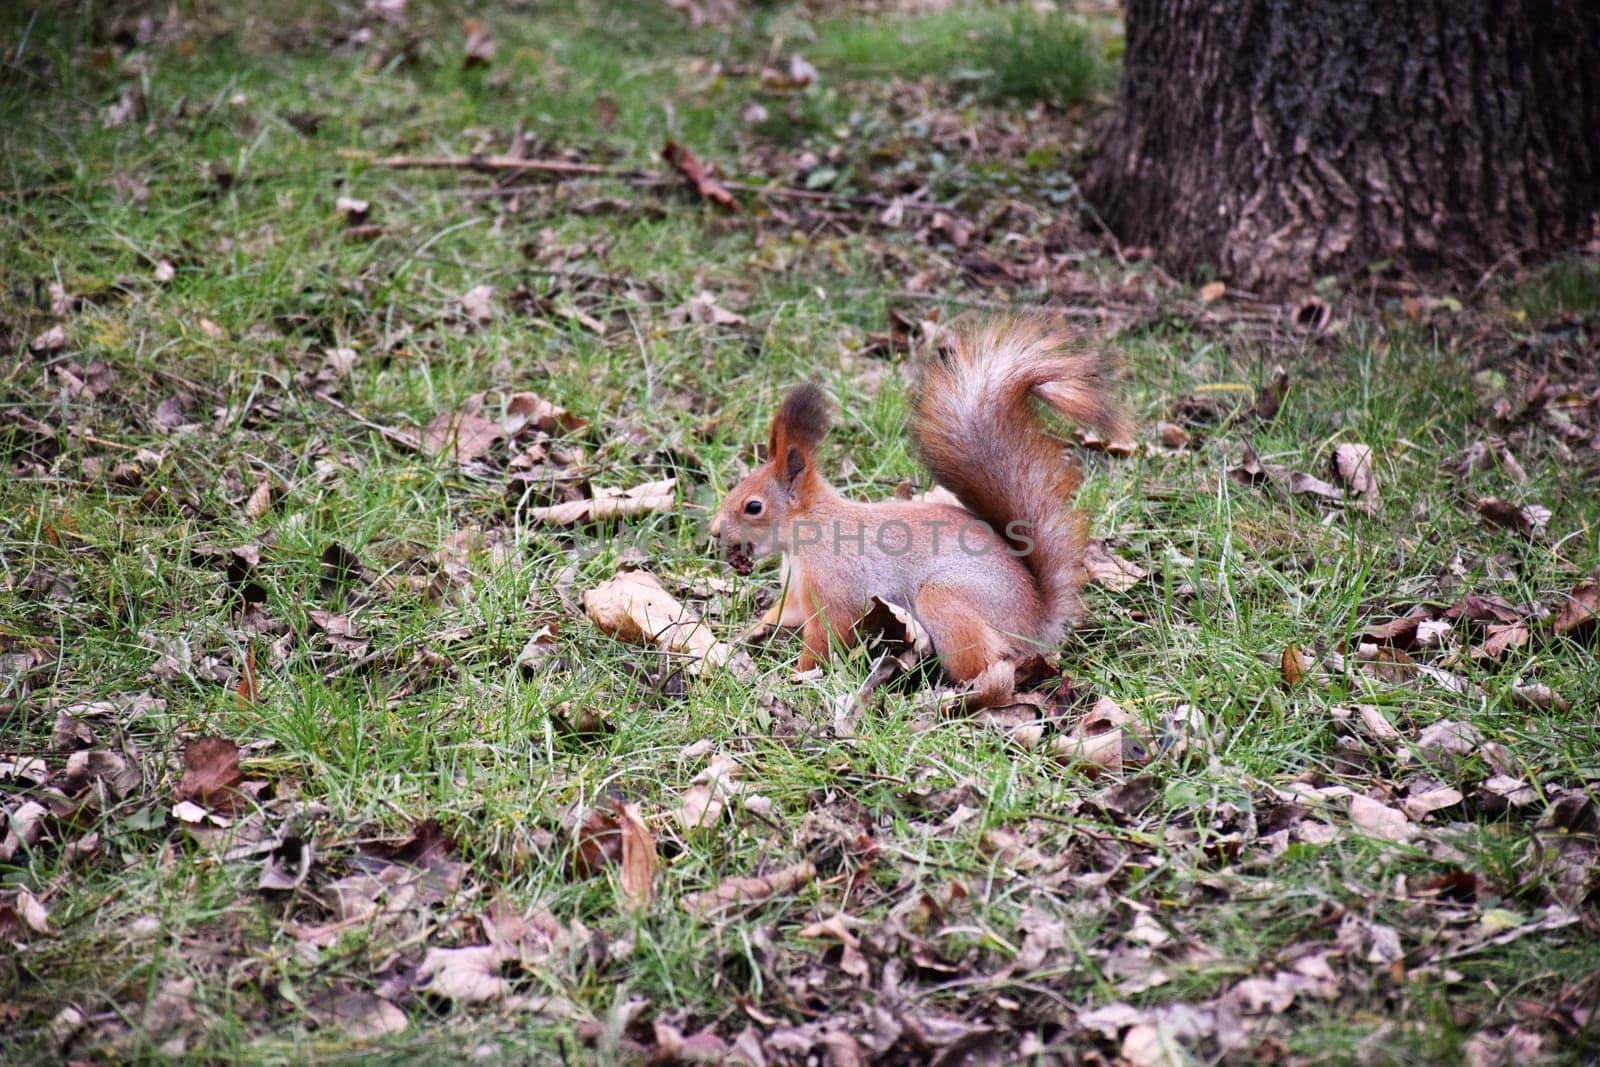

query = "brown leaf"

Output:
[[307, 986, 407, 1039], [1156, 420, 1192, 449], [1402, 786, 1464, 820], [572, 807, 623, 878], [504, 390, 587, 435], [1554, 581, 1597, 635], [243, 478, 274, 520], [1331, 443, 1379, 514], [1360, 608, 1433, 649], [616, 800, 657, 909], [1280, 645, 1311, 688], [236, 645, 260, 704], [582, 569, 742, 675], [661, 141, 739, 211], [515, 621, 562, 677], [1348, 795, 1413, 843], [1473, 496, 1550, 538], [175, 736, 244, 812], [460, 284, 496, 324], [526, 478, 676, 526], [461, 17, 495, 67], [0, 888, 50, 935], [1471, 622, 1529, 660], [1084, 539, 1147, 591], [1049, 696, 1130, 774], [424, 395, 505, 463], [30, 325, 68, 355], [307, 610, 369, 654], [680, 861, 816, 917], [759, 53, 819, 90], [1197, 280, 1226, 303], [417, 945, 510, 1001]]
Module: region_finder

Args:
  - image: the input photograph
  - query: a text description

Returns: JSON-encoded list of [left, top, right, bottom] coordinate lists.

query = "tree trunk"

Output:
[[1085, 0, 1600, 293]]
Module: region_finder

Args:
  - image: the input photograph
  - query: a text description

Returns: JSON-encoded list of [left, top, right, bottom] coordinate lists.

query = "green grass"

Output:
[[1509, 257, 1600, 321], [809, 7, 1114, 107], [3, 1, 1599, 1063]]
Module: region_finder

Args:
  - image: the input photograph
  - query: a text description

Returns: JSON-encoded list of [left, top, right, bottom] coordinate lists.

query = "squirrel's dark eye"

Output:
[[743, 499, 764, 517]]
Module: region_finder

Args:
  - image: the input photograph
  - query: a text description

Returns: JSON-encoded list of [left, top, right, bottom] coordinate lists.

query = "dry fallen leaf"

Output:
[[307, 610, 370, 654], [462, 17, 496, 67], [1348, 795, 1414, 843], [1280, 645, 1312, 688], [1473, 496, 1550, 538], [504, 390, 587, 435], [681, 861, 816, 918], [1197, 280, 1226, 303], [1402, 786, 1464, 820], [1331, 443, 1379, 514], [616, 800, 657, 909], [460, 284, 496, 324], [175, 736, 245, 813], [1553, 581, 1597, 636], [582, 569, 741, 675], [1050, 696, 1131, 774], [661, 140, 739, 211], [423, 396, 505, 463], [525, 478, 676, 526], [30, 325, 68, 355], [1085, 539, 1147, 592], [307, 987, 407, 1039]]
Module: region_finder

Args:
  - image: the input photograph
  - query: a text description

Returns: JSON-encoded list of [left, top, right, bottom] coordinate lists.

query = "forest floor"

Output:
[[2, 1, 1598, 1063]]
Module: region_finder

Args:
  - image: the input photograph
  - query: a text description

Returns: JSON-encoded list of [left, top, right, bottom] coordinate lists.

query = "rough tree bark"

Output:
[[1085, 0, 1600, 293]]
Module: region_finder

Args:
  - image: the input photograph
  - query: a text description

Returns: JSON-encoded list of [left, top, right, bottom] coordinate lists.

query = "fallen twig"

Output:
[[353, 150, 954, 214]]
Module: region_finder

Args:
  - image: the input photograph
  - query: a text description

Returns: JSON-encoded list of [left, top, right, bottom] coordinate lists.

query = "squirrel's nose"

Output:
[[708, 513, 723, 539]]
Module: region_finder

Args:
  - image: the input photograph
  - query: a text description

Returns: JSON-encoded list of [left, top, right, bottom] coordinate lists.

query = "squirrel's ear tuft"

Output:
[[772, 383, 832, 454]]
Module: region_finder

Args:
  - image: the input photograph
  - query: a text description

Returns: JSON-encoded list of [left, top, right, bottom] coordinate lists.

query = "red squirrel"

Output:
[[710, 317, 1129, 697]]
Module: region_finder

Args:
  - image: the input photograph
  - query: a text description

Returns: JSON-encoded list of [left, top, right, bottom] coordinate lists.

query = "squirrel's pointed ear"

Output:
[[782, 445, 807, 488]]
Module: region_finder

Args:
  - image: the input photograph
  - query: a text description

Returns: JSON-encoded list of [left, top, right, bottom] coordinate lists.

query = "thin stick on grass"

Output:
[[351, 150, 954, 214]]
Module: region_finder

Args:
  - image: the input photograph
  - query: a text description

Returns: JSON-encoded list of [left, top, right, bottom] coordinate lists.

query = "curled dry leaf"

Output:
[[582, 569, 741, 675], [670, 290, 747, 327], [1050, 696, 1131, 774], [681, 861, 817, 918], [759, 53, 819, 90], [1280, 645, 1312, 688], [504, 390, 586, 435], [0, 888, 51, 935], [661, 140, 739, 211], [462, 17, 496, 67], [1331, 442, 1379, 514], [525, 478, 676, 526], [1156, 420, 1191, 449], [1084, 539, 1147, 592], [616, 800, 657, 909], [1473, 496, 1550, 538]]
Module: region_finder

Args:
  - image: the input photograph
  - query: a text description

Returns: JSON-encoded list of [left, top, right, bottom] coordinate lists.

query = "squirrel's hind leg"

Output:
[[912, 584, 1011, 689]]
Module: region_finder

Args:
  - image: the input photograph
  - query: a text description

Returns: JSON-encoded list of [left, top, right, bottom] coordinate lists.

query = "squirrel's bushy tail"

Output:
[[913, 317, 1129, 645]]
